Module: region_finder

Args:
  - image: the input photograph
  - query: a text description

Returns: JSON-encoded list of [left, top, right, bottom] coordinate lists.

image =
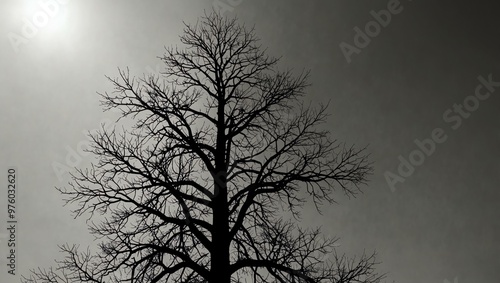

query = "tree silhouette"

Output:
[[23, 12, 384, 283]]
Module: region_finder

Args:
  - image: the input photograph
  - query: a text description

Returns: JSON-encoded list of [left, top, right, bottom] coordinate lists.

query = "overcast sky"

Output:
[[1, 1, 499, 282]]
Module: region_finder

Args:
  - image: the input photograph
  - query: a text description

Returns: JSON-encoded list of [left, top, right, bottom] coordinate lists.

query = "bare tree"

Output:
[[23, 11, 384, 283]]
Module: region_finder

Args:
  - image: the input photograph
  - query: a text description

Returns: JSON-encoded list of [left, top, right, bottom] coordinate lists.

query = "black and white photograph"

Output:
[[1, 1, 499, 282]]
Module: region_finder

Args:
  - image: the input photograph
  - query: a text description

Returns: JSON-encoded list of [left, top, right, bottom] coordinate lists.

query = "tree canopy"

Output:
[[23, 11, 384, 283]]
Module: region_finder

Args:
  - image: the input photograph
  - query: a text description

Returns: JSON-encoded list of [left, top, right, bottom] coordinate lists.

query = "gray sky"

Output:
[[1, 1, 499, 282]]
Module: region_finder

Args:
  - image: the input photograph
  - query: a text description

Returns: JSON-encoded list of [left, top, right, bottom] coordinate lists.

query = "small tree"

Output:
[[24, 12, 384, 283]]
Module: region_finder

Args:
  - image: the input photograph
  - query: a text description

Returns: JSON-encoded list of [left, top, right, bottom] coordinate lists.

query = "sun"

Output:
[[43, 6, 69, 35], [7, 0, 76, 53], [11, 0, 72, 39]]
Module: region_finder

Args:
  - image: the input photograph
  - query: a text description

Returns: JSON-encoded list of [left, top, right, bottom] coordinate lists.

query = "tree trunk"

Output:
[[211, 175, 230, 283], [211, 99, 230, 283]]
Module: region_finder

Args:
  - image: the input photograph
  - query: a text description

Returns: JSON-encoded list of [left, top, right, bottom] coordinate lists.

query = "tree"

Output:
[[23, 11, 384, 283]]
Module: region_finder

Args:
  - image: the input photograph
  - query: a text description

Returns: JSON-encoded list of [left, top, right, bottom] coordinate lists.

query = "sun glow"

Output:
[[8, 0, 73, 52]]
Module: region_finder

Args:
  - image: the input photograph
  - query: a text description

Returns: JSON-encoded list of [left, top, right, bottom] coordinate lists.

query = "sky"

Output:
[[1, 0, 499, 282]]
